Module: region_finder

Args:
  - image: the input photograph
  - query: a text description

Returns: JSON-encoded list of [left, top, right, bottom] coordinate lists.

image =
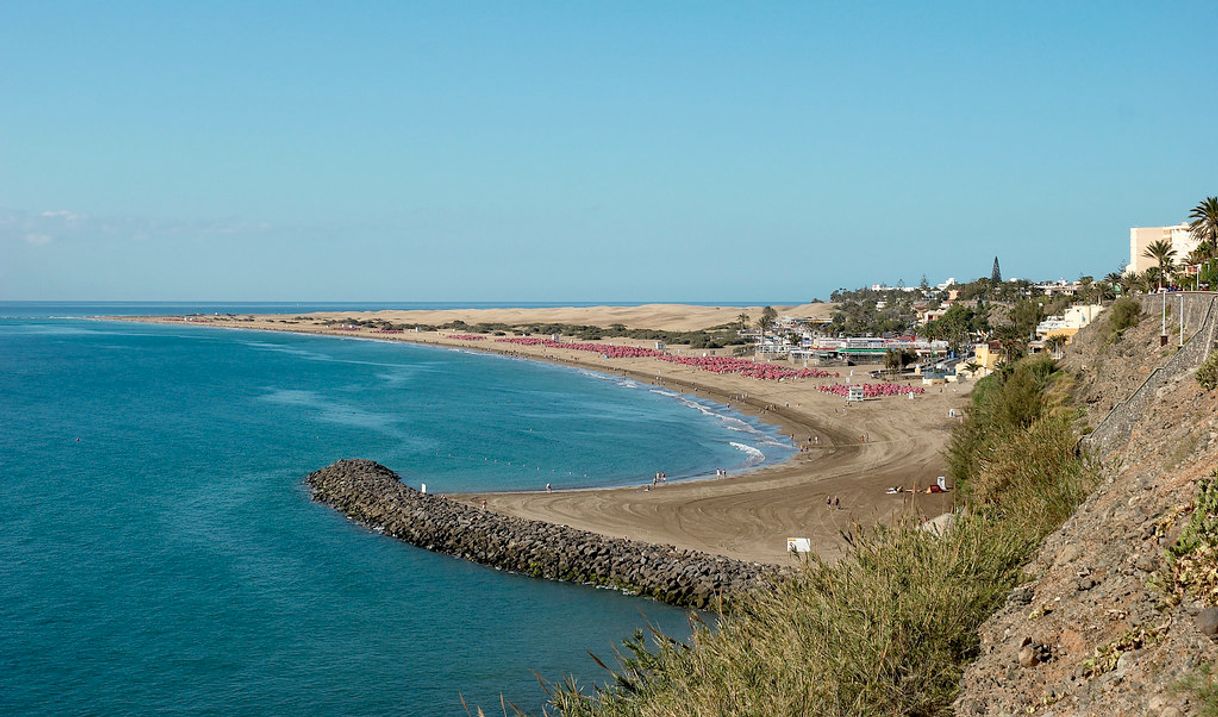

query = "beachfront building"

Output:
[[807, 336, 950, 362], [1035, 304, 1106, 343], [959, 341, 1003, 379], [1128, 224, 1199, 274], [754, 333, 794, 356]]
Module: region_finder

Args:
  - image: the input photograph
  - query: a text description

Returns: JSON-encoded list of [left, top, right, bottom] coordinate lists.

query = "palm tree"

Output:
[[736, 313, 750, 331], [1187, 245, 1213, 266], [1115, 270, 1140, 296], [1188, 196, 1218, 253], [1143, 239, 1177, 289], [757, 306, 778, 332], [1078, 275, 1094, 303], [1144, 266, 1164, 292]]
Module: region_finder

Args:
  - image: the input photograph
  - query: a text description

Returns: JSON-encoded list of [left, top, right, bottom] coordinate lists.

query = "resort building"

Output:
[[1035, 304, 1106, 342], [1128, 224, 1198, 274]]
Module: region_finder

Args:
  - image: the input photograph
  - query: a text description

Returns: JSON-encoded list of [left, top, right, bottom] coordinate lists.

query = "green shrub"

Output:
[[1106, 296, 1142, 343], [1198, 352, 1218, 391]]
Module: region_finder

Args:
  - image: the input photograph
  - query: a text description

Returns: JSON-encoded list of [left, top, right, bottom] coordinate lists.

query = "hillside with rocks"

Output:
[[955, 295, 1218, 716]]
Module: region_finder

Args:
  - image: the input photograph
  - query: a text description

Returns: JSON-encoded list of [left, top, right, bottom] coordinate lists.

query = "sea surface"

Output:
[[0, 302, 794, 715]]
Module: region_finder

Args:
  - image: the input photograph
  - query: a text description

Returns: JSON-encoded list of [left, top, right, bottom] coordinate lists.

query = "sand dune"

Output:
[[302, 302, 835, 332]]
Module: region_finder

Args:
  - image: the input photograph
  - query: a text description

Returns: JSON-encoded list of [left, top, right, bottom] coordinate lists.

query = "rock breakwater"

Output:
[[307, 459, 781, 609]]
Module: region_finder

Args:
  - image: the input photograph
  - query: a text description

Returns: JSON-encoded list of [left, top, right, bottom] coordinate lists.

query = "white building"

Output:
[[1128, 224, 1198, 274], [1035, 304, 1106, 340]]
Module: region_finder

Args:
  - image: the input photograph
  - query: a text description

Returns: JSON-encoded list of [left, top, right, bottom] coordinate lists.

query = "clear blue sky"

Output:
[[2, 2, 1215, 302]]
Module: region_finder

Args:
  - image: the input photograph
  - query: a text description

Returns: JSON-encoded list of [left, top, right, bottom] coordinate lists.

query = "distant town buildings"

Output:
[[1033, 280, 1084, 296], [869, 283, 919, 293], [1128, 224, 1199, 274]]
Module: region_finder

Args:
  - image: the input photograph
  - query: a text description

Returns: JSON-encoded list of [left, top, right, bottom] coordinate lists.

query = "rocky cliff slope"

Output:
[[955, 298, 1218, 716]]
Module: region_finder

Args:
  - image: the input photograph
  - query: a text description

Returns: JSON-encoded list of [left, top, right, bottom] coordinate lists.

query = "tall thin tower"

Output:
[[991, 256, 1002, 284]]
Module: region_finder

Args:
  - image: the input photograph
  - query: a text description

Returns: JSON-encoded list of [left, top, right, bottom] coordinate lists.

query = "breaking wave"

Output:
[[729, 442, 766, 466]]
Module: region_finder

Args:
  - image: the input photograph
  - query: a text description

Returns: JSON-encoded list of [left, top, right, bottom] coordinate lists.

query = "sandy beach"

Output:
[[118, 306, 969, 565]]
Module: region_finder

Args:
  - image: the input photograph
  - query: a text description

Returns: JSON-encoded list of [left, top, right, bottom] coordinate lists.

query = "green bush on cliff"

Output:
[[1197, 352, 1218, 391], [538, 357, 1095, 717], [1106, 296, 1142, 343]]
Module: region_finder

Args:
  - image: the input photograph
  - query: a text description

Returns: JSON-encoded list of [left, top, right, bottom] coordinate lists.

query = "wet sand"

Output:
[[117, 311, 969, 564]]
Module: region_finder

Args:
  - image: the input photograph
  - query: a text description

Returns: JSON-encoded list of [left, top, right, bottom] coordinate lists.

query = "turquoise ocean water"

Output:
[[0, 303, 794, 715]]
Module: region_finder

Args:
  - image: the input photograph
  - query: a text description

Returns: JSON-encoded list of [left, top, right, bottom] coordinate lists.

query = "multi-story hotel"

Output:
[[1128, 224, 1198, 274]]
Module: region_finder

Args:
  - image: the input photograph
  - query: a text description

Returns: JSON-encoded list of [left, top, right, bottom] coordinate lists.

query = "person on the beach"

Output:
[[545, 482, 552, 493], [480, 498, 487, 510]]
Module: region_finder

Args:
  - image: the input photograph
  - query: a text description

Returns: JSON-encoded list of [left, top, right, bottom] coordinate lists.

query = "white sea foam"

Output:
[[576, 368, 639, 389], [676, 395, 765, 436], [729, 442, 766, 465]]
